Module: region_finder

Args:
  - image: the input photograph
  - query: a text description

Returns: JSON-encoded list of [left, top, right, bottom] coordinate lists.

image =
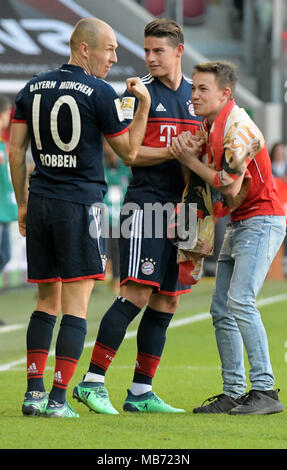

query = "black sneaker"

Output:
[[193, 393, 242, 414], [229, 389, 285, 415]]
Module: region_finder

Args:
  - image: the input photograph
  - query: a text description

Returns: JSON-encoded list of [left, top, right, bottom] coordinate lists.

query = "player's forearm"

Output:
[[183, 157, 216, 187], [9, 149, 28, 207], [128, 145, 173, 167], [9, 123, 30, 206], [184, 157, 241, 197], [125, 98, 151, 163]]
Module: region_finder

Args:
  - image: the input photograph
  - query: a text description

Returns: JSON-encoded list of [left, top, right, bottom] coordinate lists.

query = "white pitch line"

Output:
[[0, 324, 25, 334], [1, 293, 287, 372]]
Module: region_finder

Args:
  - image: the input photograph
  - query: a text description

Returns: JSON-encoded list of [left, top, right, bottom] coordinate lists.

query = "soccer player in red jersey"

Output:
[[74, 19, 201, 414]]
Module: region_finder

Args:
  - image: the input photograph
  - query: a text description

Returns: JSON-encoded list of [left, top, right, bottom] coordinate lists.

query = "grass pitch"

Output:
[[0, 278, 287, 450]]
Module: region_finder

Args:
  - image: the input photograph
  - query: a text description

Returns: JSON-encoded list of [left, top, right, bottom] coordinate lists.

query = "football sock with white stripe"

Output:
[[88, 297, 141, 376], [26, 310, 57, 393], [49, 315, 87, 404]]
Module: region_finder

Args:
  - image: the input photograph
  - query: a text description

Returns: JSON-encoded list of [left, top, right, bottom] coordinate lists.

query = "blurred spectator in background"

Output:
[[0, 96, 16, 269], [0, 95, 18, 306], [270, 142, 287, 182], [270, 142, 287, 278], [103, 138, 131, 293]]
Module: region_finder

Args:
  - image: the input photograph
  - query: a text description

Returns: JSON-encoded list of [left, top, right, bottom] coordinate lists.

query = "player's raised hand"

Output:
[[126, 77, 151, 105]]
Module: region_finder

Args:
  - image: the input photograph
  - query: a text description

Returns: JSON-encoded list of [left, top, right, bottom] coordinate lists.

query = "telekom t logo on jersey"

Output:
[[159, 125, 177, 147]]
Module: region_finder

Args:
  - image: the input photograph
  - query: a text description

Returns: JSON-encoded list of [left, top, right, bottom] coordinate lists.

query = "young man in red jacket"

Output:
[[171, 61, 286, 415]]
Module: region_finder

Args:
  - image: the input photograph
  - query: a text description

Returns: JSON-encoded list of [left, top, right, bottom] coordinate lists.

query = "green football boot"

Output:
[[45, 399, 79, 418], [22, 391, 49, 416], [123, 390, 185, 413], [73, 381, 119, 415]]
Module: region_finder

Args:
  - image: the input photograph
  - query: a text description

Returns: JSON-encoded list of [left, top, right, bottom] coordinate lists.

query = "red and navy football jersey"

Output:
[[13, 64, 128, 204], [121, 74, 202, 205]]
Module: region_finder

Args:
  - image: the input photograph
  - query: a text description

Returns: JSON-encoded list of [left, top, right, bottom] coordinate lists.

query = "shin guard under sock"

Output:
[[133, 306, 173, 385], [49, 315, 87, 404], [88, 297, 141, 376], [26, 310, 57, 392]]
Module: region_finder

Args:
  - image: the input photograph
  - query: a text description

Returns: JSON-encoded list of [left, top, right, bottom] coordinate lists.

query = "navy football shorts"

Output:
[[119, 206, 191, 296], [26, 193, 106, 283]]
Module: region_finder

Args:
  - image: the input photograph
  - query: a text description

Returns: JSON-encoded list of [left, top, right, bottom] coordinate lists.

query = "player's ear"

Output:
[[176, 43, 184, 57], [80, 41, 89, 59], [222, 87, 232, 101]]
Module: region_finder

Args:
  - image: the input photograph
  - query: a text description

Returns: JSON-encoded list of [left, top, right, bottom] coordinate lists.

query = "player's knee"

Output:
[[37, 282, 61, 316], [164, 295, 180, 312], [36, 301, 61, 317], [120, 282, 152, 309], [149, 294, 179, 314]]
